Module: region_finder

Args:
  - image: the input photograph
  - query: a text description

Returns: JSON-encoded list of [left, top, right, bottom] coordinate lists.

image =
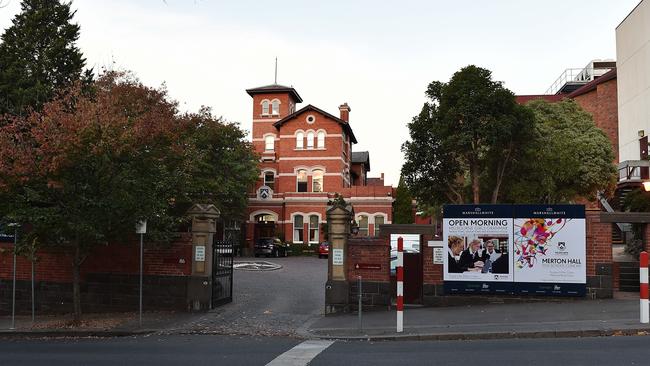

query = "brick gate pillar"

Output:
[[325, 199, 353, 313], [186, 203, 220, 311]]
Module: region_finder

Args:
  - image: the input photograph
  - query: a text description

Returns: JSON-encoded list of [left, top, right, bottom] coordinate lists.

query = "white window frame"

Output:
[[296, 131, 304, 149], [312, 169, 324, 192], [296, 169, 308, 192], [357, 215, 369, 236], [307, 131, 315, 149], [293, 215, 304, 243], [264, 171, 275, 190], [271, 99, 280, 115], [261, 100, 270, 115], [264, 135, 275, 151], [317, 131, 325, 149], [309, 215, 319, 244]]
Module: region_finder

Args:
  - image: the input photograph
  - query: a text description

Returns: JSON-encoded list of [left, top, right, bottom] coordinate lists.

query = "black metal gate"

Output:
[[212, 240, 234, 308]]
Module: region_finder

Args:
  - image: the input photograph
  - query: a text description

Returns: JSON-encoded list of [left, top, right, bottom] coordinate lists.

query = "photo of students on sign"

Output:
[[447, 235, 509, 275]]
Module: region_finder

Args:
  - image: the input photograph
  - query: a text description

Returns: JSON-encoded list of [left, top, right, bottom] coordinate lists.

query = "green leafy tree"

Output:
[[0, 72, 257, 321], [393, 176, 414, 224], [402, 65, 534, 205], [501, 99, 616, 203], [0, 0, 91, 117]]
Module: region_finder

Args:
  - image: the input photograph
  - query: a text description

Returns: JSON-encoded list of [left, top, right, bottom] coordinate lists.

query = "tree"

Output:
[[393, 176, 414, 224], [500, 99, 616, 203], [0, 0, 91, 117], [0, 72, 258, 321], [402, 65, 534, 205]]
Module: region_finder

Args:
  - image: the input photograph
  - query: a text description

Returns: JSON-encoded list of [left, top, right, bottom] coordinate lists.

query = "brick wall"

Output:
[[585, 209, 613, 298], [573, 78, 619, 163], [346, 237, 391, 308], [0, 233, 193, 314]]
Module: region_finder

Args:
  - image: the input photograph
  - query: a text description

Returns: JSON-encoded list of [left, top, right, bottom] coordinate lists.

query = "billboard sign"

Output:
[[443, 204, 586, 296]]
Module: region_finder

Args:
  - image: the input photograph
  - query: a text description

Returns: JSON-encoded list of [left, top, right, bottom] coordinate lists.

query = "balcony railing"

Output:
[[618, 160, 650, 184]]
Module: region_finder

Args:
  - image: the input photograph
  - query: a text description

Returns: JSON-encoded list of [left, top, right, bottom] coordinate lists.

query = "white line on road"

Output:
[[265, 340, 335, 366]]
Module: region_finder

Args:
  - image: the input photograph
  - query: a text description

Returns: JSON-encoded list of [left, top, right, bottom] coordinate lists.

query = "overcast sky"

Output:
[[0, 0, 640, 186]]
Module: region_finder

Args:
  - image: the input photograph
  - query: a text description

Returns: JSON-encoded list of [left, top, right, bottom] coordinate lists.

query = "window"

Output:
[[262, 100, 269, 115], [374, 215, 384, 237], [307, 131, 314, 149], [296, 132, 304, 149], [264, 135, 274, 151], [309, 215, 319, 243], [297, 169, 308, 192], [312, 169, 323, 192], [358, 215, 368, 236], [293, 215, 304, 243], [317, 131, 325, 149], [272, 100, 280, 115], [264, 171, 275, 190]]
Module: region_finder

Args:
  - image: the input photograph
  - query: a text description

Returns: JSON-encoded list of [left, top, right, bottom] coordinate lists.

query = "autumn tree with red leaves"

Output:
[[0, 72, 258, 321]]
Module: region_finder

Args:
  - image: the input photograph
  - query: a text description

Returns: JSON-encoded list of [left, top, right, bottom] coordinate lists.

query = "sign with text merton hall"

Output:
[[443, 204, 586, 297]]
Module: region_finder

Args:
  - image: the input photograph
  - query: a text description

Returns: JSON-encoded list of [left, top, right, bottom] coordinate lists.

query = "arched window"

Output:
[[307, 131, 314, 149], [296, 169, 308, 192], [264, 171, 275, 190], [357, 215, 369, 236], [309, 215, 319, 243], [374, 215, 385, 237], [312, 169, 323, 192], [293, 215, 304, 243], [317, 131, 325, 149], [272, 100, 280, 115], [296, 131, 304, 149], [262, 100, 270, 115], [264, 135, 274, 151]]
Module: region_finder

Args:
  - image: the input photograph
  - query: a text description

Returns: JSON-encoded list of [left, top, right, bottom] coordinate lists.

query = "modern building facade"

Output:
[[244, 84, 393, 251], [616, 0, 650, 168]]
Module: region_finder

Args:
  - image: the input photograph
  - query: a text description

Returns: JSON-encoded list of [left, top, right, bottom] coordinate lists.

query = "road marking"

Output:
[[266, 340, 335, 366]]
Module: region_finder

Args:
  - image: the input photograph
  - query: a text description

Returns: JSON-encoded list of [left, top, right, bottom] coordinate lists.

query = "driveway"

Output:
[[173, 256, 327, 337]]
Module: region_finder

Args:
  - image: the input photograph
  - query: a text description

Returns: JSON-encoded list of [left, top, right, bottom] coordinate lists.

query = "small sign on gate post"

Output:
[[195, 245, 206, 262]]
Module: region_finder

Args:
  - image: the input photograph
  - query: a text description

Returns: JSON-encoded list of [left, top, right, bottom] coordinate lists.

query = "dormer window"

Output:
[[261, 100, 270, 115], [271, 99, 280, 115]]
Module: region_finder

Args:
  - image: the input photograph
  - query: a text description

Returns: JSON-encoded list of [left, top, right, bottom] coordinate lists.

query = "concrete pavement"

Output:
[[306, 294, 650, 340]]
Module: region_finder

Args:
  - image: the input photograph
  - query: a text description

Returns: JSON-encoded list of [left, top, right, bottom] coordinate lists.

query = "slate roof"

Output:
[[351, 151, 370, 171], [273, 104, 357, 144], [245, 84, 303, 103]]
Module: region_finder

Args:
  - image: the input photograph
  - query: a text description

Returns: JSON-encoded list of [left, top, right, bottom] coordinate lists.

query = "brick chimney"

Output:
[[339, 103, 351, 122]]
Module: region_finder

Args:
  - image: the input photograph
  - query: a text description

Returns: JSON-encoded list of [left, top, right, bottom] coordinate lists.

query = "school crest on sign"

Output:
[[257, 185, 273, 200]]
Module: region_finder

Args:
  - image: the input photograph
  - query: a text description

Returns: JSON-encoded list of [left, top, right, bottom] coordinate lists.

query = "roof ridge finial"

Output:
[[274, 57, 278, 85]]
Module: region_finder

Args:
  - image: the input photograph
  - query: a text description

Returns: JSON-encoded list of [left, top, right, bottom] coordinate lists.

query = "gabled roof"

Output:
[[567, 68, 617, 98], [245, 84, 303, 103], [351, 151, 370, 171], [273, 104, 358, 144]]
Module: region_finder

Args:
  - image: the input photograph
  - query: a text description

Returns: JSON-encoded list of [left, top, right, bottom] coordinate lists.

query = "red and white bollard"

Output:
[[640, 251, 649, 324], [396, 236, 404, 333]]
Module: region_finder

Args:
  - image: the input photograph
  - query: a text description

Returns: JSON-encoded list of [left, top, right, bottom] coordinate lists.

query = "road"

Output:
[[172, 256, 327, 336], [1, 334, 649, 365]]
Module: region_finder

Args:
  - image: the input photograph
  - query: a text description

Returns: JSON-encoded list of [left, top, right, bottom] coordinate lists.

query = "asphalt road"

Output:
[[1, 334, 649, 366]]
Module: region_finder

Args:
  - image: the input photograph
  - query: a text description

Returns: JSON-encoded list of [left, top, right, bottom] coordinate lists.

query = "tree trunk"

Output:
[[72, 243, 82, 323], [471, 163, 480, 204]]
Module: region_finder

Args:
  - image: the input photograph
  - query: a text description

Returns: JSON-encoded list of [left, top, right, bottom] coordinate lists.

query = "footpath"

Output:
[[1, 293, 649, 341], [305, 293, 650, 341]]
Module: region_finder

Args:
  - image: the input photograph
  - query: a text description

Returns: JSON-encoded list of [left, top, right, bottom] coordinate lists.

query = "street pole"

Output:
[[10, 226, 17, 330], [357, 275, 362, 333], [31, 258, 35, 324], [139, 232, 143, 327]]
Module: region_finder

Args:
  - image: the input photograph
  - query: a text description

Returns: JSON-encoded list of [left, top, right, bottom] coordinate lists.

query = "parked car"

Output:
[[318, 241, 329, 258], [254, 237, 289, 258]]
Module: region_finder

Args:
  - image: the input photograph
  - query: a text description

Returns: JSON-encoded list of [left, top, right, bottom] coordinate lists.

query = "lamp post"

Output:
[[135, 220, 147, 327], [8, 223, 19, 330]]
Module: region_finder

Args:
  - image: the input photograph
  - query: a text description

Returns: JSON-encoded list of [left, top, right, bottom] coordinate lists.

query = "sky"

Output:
[[0, 0, 641, 186]]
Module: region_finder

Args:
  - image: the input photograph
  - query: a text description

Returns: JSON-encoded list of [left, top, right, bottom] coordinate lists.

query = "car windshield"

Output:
[[257, 238, 273, 245]]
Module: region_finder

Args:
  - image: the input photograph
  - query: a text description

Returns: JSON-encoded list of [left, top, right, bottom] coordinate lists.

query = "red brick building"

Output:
[[244, 84, 393, 250]]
